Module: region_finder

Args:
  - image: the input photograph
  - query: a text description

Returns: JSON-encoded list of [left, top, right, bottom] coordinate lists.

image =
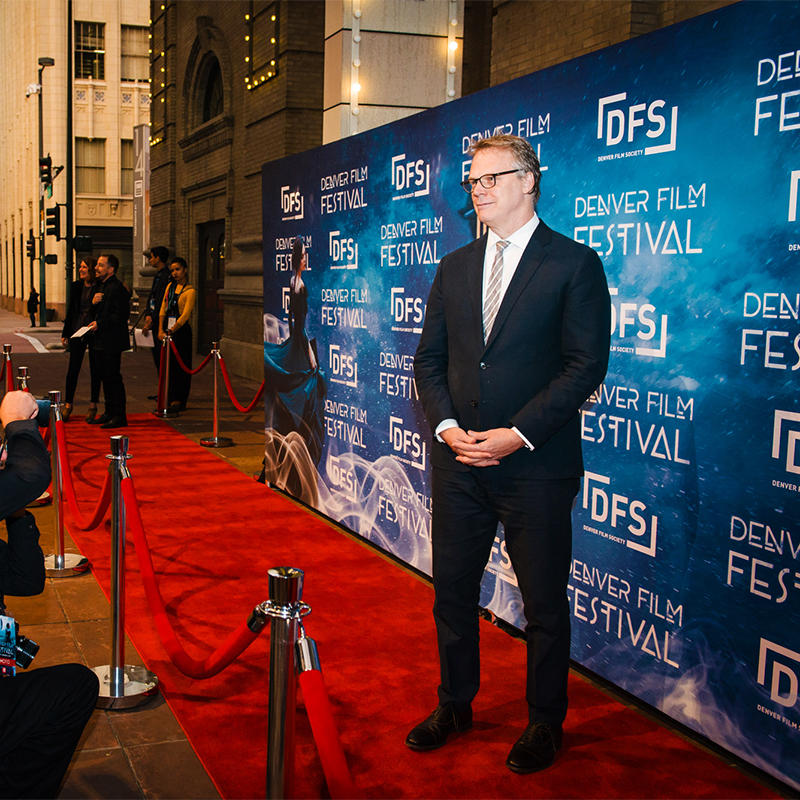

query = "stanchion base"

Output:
[[44, 552, 91, 577], [151, 408, 178, 418], [92, 664, 159, 710], [200, 436, 234, 448]]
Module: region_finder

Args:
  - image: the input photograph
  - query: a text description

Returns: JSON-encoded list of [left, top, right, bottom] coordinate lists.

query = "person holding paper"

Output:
[[60, 258, 100, 421]]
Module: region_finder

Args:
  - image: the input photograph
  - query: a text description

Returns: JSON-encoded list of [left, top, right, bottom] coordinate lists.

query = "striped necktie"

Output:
[[483, 239, 509, 341]]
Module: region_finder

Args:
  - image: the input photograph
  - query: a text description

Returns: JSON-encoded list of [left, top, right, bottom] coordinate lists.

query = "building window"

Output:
[[121, 139, 134, 195], [246, 1, 279, 90], [202, 58, 224, 122], [121, 25, 149, 82], [76, 138, 105, 193], [75, 21, 105, 80]]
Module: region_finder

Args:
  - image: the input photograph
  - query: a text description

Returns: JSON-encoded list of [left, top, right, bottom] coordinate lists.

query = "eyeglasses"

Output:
[[460, 169, 521, 194]]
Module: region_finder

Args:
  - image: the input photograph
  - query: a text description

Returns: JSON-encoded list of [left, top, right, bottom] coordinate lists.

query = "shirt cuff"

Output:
[[511, 426, 535, 451], [435, 418, 459, 442]]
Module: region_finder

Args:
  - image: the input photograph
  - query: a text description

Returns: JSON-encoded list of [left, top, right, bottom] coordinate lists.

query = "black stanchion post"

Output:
[[153, 332, 177, 418], [44, 390, 90, 577], [260, 567, 311, 799], [200, 341, 233, 448], [92, 435, 159, 708]]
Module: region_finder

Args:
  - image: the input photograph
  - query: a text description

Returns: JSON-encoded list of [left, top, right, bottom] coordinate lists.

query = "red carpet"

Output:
[[62, 415, 775, 799]]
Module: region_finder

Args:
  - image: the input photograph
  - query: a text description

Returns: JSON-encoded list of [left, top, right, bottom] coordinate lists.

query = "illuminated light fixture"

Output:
[[245, 35, 250, 41], [445, 0, 459, 103], [271, 14, 276, 21], [270, 37, 275, 44], [245, 56, 250, 62], [267, 71, 273, 78], [245, 13, 250, 20], [160, 3, 164, 9], [352, 81, 361, 93], [270, 59, 275, 65], [449, 40, 458, 51], [261, 74, 265, 80]]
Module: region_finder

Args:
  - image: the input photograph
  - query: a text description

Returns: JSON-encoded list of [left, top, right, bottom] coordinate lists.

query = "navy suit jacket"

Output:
[[414, 220, 611, 480]]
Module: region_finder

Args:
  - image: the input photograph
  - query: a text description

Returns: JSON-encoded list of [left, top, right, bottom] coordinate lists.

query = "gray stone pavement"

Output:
[[1, 305, 268, 798]]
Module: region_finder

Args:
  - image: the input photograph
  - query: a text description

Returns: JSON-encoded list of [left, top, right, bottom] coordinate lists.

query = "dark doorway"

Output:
[[198, 220, 225, 353]]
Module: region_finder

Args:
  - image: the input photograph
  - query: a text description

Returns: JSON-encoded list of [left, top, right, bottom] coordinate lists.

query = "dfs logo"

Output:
[[772, 410, 800, 475], [390, 287, 425, 334], [326, 454, 357, 501], [389, 415, 426, 471], [610, 288, 669, 358], [582, 472, 659, 557], [391, 153, 431, 201], [597, 92, 678, 156], [328, 344, 358, 389], [757, 638, 800, 711], [280, 185, 304, 221], [328, 230, 358, 270]]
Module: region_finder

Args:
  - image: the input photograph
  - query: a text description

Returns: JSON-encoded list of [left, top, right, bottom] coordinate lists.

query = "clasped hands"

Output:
[[440, 426, 523, 467]]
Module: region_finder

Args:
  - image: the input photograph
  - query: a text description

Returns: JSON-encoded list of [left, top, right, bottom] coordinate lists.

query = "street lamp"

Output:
[[35, 57, 54, 327]]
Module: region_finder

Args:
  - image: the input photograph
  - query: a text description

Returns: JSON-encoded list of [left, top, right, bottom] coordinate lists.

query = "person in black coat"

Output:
[[409, 134, 610, 773], [0, 391, 99, 798], [86, 254, 131, 428], [26, 289, 38, 328], [60, 257, 101, 421]]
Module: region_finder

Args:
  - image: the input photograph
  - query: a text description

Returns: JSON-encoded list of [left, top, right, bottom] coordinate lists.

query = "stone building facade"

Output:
[[0, 0, 149, 319], [148, 0, 734, 380]]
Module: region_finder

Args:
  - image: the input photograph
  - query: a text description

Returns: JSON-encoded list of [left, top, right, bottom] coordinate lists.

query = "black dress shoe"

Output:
[[100, 416, 128, 429], [405, 704, 472, 751], [88, 412, 109, 425], [506, 722, 562, 774]]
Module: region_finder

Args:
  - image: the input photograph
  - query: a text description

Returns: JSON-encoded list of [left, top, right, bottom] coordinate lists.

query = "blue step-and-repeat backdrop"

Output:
[[262, 2, 799, 787]]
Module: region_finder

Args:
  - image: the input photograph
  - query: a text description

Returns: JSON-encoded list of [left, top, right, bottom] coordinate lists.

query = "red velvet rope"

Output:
[[54, 419, 112, 530], [5, 358, 14, 393], [120, 476, 262, 678], [298, 668, 361, 799], [218, 355, 265, 413], [167, 338, 212, 375]]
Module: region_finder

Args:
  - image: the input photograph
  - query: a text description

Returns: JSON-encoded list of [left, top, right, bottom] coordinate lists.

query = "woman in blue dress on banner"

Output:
[[264, 238, 326, 472]]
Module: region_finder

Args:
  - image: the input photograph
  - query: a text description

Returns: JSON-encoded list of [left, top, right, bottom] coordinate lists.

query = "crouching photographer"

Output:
[[0, 391, 99, 798]]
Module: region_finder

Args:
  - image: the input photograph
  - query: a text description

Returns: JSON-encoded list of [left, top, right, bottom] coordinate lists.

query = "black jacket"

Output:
[[90, 274, 131, 352]]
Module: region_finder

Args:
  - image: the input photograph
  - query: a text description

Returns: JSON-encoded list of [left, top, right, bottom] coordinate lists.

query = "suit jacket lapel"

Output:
[[483, 221, 551, 350]]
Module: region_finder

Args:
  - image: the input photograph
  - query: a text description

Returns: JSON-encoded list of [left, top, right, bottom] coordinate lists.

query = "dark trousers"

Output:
[[431, 467, 578, 726], [151, 333, 162, 374], [93, 348, 126, 419], [64, 337, 100, 405], [167, 325, 192, 407], [0, 663, 99, 798]]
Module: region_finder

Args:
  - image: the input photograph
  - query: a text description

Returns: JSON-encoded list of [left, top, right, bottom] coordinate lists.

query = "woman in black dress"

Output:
[[61, 258, 100, 421]]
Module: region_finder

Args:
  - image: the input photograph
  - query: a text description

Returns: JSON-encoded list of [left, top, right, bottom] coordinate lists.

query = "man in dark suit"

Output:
[[141, 245, 171, 377], [87, 253, 131, 428], [409, 134, 610, 772]]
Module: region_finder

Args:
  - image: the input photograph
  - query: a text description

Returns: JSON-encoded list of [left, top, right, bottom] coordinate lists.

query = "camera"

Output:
[[0, 613, 39, 676]]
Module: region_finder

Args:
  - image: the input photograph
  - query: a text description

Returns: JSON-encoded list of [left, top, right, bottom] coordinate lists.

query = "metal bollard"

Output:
[[92, 435, 159, 708], [260, 567, 311, 799], [3, 344, 13, 392], [44, 390, 90, 577], [17, 366, 29, 391], [200, 342, 233, 448], [153, 332, 177, 418]]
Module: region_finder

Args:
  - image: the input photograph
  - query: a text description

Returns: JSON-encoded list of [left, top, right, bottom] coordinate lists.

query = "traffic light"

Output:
[[25, 238, 35, 259], [39, 155, 52, 186], [45, 205, 61, 239]]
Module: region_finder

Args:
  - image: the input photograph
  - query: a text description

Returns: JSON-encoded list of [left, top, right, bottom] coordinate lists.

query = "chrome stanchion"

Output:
[[44, 390, 90, 577], [92, 435, 159, 708], [3, 344, 13, 391], [258, 567, 311, 800], [152, 332, 177, 418], [17, 366, 29, 391], [200, 342, 233, 448]]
